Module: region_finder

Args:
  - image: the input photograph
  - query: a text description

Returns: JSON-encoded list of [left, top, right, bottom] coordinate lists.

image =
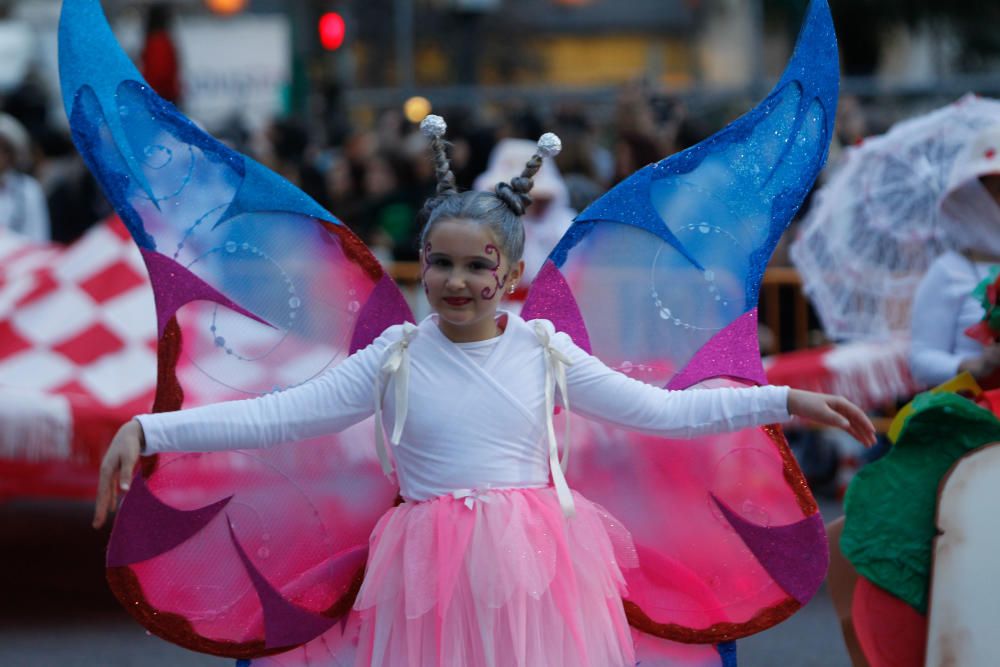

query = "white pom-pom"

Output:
[[420, 114, 447, 139], [537, 132, 562, 158]]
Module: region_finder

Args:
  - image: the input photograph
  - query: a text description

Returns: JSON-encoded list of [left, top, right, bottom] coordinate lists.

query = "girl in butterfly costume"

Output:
[[67, 0, 863, 664], [96, 115, 872, 666]]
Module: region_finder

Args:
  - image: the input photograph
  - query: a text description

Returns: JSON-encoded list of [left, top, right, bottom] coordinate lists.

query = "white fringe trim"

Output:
[[0, 388, 72, 462], [823, 337, 919, 409], [764, 336, 919, 411]]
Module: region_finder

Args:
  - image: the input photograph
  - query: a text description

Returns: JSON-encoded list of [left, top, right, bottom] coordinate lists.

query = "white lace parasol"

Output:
[[791, 94, 1000, 341]]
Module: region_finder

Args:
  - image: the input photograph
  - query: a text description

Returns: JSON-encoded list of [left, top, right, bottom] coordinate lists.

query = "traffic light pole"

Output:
[[394, 0, 415, 94]]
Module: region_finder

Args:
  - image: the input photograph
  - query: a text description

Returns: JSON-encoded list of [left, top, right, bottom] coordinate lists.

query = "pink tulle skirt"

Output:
[[352, 486, 640, 667]]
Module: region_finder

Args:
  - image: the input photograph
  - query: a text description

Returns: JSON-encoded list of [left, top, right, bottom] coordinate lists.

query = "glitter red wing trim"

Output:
[[763, 423, 819, 516], [325, 222, 384, 282], [152, 316, 184, 414], [107, 564, 366, 659], [142, 316, 186, 478], [624, 597, 802, 643]]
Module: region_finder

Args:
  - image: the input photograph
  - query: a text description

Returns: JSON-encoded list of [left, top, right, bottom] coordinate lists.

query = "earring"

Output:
[[508, 284, 516, 294]]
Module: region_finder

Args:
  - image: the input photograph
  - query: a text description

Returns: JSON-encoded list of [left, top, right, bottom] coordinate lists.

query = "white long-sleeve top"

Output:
[[137, 312, 790, 510], [909, 251, 992, 386]]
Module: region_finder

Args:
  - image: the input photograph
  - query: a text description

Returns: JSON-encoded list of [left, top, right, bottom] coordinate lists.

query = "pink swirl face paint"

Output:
[[481, 244, 509, 301]]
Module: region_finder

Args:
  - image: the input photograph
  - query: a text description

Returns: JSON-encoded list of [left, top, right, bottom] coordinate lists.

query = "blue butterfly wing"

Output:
[[524, 0, 837, 648], [61, 0, 411, 658]]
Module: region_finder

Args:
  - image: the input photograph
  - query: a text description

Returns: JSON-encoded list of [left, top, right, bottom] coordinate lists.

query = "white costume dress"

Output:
[[137, 312, 790, 667], [910, 251, 992, 386]]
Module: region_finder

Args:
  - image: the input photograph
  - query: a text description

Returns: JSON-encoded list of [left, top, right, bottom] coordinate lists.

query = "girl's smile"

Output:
[[422, 219, 524, 343]]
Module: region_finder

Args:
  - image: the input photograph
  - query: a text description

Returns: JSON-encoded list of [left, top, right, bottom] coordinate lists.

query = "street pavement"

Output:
[[0, 498, 850, 666]]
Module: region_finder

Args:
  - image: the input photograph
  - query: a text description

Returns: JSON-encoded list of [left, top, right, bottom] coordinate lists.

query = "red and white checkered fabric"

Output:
[[0, 218, 157, 493], [0, 217, 356, 499]]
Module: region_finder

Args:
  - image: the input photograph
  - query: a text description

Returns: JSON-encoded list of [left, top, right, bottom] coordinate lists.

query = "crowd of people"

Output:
[[210, 87, 721, 272], [0, 68, 909, 270], [0, 71, 735, 263]]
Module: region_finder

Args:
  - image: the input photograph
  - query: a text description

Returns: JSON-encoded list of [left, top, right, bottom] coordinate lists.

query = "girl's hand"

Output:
[[787, 389, 877, 447], [93, 419, 145, 529]]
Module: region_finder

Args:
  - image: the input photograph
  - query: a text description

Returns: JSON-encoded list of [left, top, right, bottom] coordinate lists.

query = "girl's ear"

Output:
[[510, 259, 525, 286]]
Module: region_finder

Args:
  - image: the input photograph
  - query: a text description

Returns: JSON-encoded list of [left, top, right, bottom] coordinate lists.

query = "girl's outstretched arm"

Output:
[[553, 329, 876, 445], [92, 325, 403, 529]]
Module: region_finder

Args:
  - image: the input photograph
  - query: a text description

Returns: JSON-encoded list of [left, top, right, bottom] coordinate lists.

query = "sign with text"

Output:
[[177, 16, 291, 131]]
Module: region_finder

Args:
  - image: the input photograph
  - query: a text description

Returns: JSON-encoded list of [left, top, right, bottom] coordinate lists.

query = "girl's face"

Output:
[[422, 219, 524, 342]]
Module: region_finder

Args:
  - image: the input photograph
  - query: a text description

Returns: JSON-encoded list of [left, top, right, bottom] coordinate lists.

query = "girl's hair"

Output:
[[420, 190, 527, 263], [417, 115, 560, 263]]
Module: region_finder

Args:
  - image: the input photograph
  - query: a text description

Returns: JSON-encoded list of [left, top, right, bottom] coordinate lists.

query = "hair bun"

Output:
[[494, 182, 528, 216], [420, 114, 447, 139], [536, 132, 562, 159]]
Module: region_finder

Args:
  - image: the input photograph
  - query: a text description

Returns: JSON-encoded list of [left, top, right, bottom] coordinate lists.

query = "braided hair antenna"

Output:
[[421, 115, 457, 196], [417, 115, 458, 225], [495, 133, 562, 216]]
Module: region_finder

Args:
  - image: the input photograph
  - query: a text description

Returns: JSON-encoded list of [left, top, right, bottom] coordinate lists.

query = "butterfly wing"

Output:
[[60, 0, 411, 658], [524, 0, 837, 645]]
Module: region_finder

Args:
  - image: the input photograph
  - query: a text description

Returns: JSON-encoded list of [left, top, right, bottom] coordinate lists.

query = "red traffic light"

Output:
[[319, 12, 346, 51]]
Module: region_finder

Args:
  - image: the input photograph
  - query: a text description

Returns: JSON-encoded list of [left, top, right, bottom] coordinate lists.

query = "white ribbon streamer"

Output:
[[374, 322, 418, 476], [533, 321, 576, 517]]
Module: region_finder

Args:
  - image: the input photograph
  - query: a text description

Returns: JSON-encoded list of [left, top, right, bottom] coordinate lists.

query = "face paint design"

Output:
[[480, 244, 509, 301]]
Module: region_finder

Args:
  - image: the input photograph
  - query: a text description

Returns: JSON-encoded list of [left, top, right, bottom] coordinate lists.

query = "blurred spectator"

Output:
[[614, 83, 657, 144], [323, 149, 363, 227], [474, 138, 576, 284], [141, 3, 182, 105], [358, 150, 421, 261], [264, 118, 330, 211], [910, 124, 1000, 388], [374, 109, 406, 153], [342, 129, 379, 204], [822, 94, 871, 173], [47, 161, 110, 245], [3, 68, 50, 139], [453, 117, 496, 189], [554, 107, 607, 212], [672, 105, 714, 153], [39, 129, 111, 245], [614, 131, 661, 184], [400, 128, 436, 197], [496, 105, 545, 145], [0, 112, 49, 242], [215, 112, 253, 155], [836, 95, 869, 149]]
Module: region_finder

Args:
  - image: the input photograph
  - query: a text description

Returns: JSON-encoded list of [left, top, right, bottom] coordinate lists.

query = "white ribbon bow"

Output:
[[374, 322, 418, 476], [452, 488, 494, 510], [533, 321, 576, 517]]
